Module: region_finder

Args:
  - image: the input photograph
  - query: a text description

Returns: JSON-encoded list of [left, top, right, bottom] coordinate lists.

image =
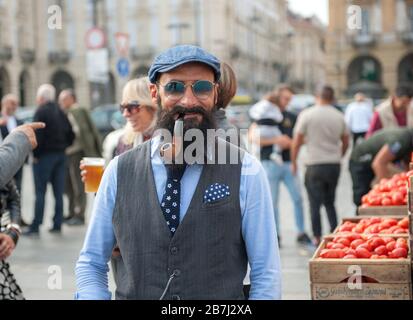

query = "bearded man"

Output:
[[75, 45, 281, 300]]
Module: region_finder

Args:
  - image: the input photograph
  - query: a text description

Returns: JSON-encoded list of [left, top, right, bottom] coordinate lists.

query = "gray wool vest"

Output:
[[112, 139, 248, 300]]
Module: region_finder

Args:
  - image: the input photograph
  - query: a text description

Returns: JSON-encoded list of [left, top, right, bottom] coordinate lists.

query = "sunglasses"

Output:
[[119, 101, 141, 113], [158, 80, 216, 101]]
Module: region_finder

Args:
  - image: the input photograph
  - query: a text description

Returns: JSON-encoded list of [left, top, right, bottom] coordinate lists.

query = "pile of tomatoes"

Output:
[[361, 171, 413, 207], [319, 235, 409, 259], [336, 217, 409, 235]]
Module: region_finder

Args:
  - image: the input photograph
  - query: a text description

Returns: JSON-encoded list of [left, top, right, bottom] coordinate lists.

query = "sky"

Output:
[[287, 0, 329, 25]]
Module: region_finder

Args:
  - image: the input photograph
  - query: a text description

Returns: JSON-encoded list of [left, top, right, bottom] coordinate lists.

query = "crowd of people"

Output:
[[0, 43, 413, 300]]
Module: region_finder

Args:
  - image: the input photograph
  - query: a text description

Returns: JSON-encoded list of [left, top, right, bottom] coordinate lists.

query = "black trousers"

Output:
[[352, 131, 366, 146], [349, 160, 375, 208], [304, 164, 340, 237]]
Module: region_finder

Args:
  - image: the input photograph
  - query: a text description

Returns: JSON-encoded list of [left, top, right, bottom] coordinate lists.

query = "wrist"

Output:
[[4, 229, 19, 245]]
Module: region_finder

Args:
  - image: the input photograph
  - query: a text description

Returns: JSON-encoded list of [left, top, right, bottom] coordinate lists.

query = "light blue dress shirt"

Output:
[[75, 137, 281, 300]]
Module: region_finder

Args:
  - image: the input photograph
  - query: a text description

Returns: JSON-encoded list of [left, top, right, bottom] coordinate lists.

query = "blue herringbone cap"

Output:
[[148, 45, 221, 83]]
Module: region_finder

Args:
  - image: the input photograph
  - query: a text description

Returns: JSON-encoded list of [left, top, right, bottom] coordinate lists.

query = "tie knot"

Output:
[[165, 164, 187, 182]]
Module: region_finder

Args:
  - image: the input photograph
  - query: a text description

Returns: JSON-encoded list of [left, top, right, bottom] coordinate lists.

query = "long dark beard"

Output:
[[155, 98, 217, 165]]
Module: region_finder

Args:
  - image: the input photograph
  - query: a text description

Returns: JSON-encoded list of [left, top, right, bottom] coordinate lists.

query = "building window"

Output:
[[128, 0, 137, 47], [360, 7, 370, 35], [66, 0, 76, 52], [409, 5, 413, 32], [105, 0, 117, 52]]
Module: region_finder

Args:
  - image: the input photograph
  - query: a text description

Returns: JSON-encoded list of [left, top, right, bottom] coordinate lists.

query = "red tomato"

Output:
[[343, 254, 357, 259], [361, 195, 369, 204], [331, 243, 346, 249], [336, 238, 351, 247], [357, 243, 373, 252], [367, 196, 381, 206], [351, 239, 365, 250], [365, 225, 380, 234], [388, 226, 400, 233], [383, 218, 398, 227], [356, 247, 372, 259], [320, 249, 346, 259], [374, 245, 388, 256], [378, 255, 388, 259], [370, 254, 380, 259], [382, 237, 395, 244], [389, 248, 408, 259], [398, 218, 409, 229], [394, 228, 407, 234], [391, 192, 404, 206], [368, 237, 385, 249], [386, 241, 396, 252], [369, 217, 383, 224], [381, 198, 392, 206]]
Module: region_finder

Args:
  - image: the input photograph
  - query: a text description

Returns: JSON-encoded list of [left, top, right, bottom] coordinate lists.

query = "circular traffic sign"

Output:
[[85, 27, 106, 49]]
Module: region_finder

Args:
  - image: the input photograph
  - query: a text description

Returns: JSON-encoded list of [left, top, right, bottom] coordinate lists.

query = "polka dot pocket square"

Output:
[[203, 183, 231, 203]]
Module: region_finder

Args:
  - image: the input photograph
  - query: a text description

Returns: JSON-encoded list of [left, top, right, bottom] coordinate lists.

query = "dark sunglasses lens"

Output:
[[164, 81, 185, 95], [193, 81, 213, 95]]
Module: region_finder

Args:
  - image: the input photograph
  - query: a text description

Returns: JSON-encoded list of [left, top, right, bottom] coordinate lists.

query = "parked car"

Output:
[[225, 104, 252, 129], [90, 104, 126, 138]]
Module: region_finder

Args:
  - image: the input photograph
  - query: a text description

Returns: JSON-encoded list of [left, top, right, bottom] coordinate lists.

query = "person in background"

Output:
[[24, 84, 74, 236], [349, 127, 413, 207], [291, 85, 349, 246], [59, 89, 102, 226], [0, 95, 24, 198], [366, 85, 413, 138], [249, 85, 311, 246], [345, 92, 374, 146]]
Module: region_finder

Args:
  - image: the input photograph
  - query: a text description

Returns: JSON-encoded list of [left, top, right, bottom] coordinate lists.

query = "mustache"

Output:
[[168, 105, 209, 120]]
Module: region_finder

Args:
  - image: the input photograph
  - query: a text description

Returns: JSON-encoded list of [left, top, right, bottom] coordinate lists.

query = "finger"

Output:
[[0, 245, 9, 257], [28, 122, 46, 130], [4, 248, 13, 259]]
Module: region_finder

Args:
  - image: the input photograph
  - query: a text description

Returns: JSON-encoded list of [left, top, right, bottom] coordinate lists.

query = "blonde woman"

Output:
[[102, 77, 157, 162]]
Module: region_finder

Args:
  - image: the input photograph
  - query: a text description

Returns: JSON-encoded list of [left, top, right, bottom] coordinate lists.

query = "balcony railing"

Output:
[[0, 46, 13, 61], [48, 50, 71, 64], [351, 33, 376, 48], [20, 49, 35, 64], [401, 31, 413, 44]]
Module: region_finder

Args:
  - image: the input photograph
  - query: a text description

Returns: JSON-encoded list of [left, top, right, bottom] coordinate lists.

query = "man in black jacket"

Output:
[[25, 84, 74, 235]]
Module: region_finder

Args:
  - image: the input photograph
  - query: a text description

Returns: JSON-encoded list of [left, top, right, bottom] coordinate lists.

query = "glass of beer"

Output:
[[83, 157, 105, 193]]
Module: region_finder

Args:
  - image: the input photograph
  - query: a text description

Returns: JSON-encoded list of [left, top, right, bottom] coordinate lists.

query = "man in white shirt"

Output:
[[344, 92, 373, 145]]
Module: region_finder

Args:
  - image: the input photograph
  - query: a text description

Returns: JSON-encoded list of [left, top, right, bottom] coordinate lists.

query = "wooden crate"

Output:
[[333, 216, 409, 235], [358, 206, 407, 216], [309, 236, 412, 300]]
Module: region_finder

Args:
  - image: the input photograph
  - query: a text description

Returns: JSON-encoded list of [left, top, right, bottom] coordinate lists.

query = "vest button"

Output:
[[170, 247, 179, 255], [172, 294, 181, 300]]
